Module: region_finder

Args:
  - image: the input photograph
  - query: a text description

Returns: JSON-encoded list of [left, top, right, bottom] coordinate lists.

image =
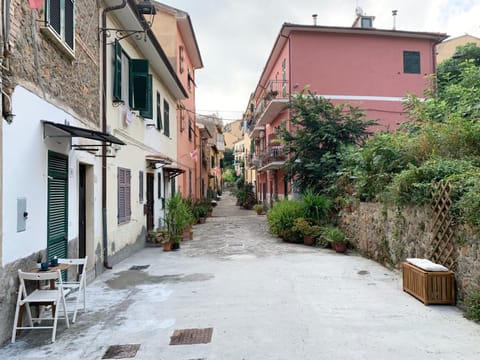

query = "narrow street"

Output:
[[1, 192, 479, 360]]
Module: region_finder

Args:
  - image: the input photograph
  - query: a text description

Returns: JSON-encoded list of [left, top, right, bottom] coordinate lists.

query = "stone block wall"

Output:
[[340, 203, 480, 302], [6, 0, 100, 125]]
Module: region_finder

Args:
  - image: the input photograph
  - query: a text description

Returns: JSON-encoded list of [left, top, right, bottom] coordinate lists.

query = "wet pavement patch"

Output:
[[357, 270, 369, 275], [102, 344, 140, 359], [129, 265, 150, 271], [170, 328, 213, 345], [106, 271, 214, 289]]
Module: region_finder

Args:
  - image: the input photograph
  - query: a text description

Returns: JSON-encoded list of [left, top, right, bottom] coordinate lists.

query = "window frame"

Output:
[[156, 91, 162, 131], [42, 0, 75, 58], [163, 100, 170, 137], [403, 51, 421, 74]]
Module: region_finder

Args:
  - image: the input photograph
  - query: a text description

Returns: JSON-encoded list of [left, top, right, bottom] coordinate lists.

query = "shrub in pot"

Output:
[[266, 199, 303, 242], [292, 217, 322, 246], [321, 226, 348, 253]]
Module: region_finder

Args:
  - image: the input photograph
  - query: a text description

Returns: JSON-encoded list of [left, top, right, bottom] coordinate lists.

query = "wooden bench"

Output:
[[402, 261, 455, 305]]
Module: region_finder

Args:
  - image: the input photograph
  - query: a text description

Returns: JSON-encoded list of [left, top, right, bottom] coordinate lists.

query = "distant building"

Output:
[[245, 19, 447, 205], [436, 34, 480, 64]]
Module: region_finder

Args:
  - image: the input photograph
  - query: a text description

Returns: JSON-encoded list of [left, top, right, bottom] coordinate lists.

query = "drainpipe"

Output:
[[101, 0, 127, 269]]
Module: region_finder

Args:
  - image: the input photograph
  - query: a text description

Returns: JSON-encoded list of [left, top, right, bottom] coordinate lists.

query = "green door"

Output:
[[47, 151, 68, 262]]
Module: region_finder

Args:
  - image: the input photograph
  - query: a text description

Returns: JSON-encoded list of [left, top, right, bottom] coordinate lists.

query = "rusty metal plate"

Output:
[[102, 344, 140, 359], [170, 328, 213, 345]]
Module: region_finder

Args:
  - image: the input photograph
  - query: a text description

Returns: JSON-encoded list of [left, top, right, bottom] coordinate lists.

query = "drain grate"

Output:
[[129, 265, 150, 271], [102, 344, 140, 359], [170, 328, 213, 345]]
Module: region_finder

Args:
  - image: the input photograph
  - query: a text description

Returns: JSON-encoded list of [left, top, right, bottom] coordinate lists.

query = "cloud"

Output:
[[166, 0, 480, 122]]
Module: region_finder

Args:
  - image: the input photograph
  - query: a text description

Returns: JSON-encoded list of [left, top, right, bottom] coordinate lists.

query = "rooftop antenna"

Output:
[[312, 14, 318, 26], [392, 10, 398, 30], [355, 6, 364, 17]]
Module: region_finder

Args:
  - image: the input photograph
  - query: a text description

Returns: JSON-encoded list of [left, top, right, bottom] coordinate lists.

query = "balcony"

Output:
[[259, 145, 286, 171], [254, 80, 289, 127], [247, 153, 263, 169]]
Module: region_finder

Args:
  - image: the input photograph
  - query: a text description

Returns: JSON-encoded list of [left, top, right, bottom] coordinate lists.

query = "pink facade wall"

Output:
[[176, 26, 198, 198], [289, 31, 437, 130]]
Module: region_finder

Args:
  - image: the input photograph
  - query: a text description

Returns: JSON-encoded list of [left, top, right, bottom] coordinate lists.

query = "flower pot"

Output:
[[334, 242, 347, 253], [163, 242, 172, 252], [183, 229, 193, 240], [198, 217, 206, 224], [171, 242, 180, 251], [303, 235, 315, 246], [255, 209, 263, 215]]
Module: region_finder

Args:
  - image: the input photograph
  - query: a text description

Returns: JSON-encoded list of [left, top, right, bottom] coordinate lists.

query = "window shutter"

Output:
[[163, 100, 170, 137], [118, 168, 131, 223], [156, 92, 162, 130], [129, 59, 149, 111], [113, 40, 122, 101], [403, 51, 421, 74], [140, 74, 153, 119], [64, 0, 74, 50]]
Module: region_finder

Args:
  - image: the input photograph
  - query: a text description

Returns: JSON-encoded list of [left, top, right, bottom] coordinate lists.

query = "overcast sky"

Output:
[[167, 0, 480, 123]]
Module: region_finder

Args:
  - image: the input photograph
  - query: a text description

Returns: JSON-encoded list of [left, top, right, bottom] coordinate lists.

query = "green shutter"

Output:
[[113, 40, 122, 101], [47, 151, 68, 263], [140, 74, 153, 119], [129, 59, 149, 111], [156, 92, 162, 130], [163, 100, 170, 137]]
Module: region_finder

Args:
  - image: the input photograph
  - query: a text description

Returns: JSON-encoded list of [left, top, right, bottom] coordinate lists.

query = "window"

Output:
[[282, 58, 287, 97], [156, 92, 162, 130], [163, 100, 170, 137], [188, 118, 193, 141], [403, 51, 421, 74], [139, 171, 144, 203], [43, 0, 75, 55], [113, 40, 152, 116], [118, 167, 131, 224], [361, 17, 373, 28], [179, 45, 185, 73]]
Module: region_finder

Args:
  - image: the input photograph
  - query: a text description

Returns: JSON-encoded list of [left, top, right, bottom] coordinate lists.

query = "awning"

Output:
[[43, 121, 125, 145], [163, 165, 185, 179], [146, 154, 173, 169]]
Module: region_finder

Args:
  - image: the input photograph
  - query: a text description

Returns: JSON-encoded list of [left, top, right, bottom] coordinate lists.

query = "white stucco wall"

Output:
[[2, 86, 101, 265]]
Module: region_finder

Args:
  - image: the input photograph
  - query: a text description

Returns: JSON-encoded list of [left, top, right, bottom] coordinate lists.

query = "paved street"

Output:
[[1, 191, 479, 359]]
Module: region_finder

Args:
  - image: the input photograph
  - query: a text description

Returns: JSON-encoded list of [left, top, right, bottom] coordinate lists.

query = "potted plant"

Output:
[[253, 203, 266, 215], [292, 218, 322, 246], [165, 194, 194, 250], [321, 226, 348, 253]]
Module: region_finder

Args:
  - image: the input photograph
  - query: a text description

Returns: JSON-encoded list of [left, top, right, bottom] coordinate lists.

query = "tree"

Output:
[[437, 43, 480, 94], [223, 148, 234, 168], [282, 90, 376, 194]]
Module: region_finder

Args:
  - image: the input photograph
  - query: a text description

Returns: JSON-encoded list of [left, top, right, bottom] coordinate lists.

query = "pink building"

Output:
[[153, 3, 203, 198], [247, 20, 447, 204]]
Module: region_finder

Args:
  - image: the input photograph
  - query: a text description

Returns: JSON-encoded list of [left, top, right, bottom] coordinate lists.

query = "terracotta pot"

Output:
[[303, 235, 315, 246], [198, 217, 206, 224], [334, 242, 347, 253], [256, 209, 263, 215], [163, 242, 172, 252]]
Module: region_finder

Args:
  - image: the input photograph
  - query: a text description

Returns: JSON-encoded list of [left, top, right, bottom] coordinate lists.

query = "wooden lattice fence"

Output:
[[429, 181, 457, 271]]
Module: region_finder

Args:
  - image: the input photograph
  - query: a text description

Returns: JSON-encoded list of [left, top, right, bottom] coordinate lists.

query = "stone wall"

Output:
[[340, 203, 480, 302], [6, 0, 100, 126]]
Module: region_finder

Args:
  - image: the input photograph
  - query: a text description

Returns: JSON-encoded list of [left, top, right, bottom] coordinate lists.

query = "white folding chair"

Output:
[[12, 269, 69, 343], [58, 256, 88, 323]]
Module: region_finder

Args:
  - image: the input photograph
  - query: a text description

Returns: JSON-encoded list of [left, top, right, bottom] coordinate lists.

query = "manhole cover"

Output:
[[102, 344, 140, 359], [170, 328, 213, 345], [129, 265, 150, 271]]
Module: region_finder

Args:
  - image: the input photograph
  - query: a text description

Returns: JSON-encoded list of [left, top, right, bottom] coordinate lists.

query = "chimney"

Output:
[[312, 14, 318, 26]]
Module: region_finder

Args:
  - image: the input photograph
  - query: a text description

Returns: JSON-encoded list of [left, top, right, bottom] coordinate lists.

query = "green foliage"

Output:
[[448, 169, 480, 225], [387, 159, 476, 205], [223, 168, 237, 184], [165, 194, 194, 244], [464, 288, 480, 323], [282, 90, 377, 194], [320, 226, 347, 245], [291, 217, 322, 237], [300, 189, 332, 223], [232, 181, 256, 209], [266, 199, 304, 242], [223, 148, 235, 168]]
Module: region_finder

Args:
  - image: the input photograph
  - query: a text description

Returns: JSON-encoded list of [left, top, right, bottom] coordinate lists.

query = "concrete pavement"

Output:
[[1, 192, 479, 359]]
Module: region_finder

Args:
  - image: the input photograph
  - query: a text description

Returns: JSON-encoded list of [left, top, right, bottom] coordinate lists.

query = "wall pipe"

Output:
[[101, 0, 127, 269]]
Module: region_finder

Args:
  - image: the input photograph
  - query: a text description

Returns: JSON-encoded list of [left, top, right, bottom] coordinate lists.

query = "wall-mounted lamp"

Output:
[[112, 98, 125, 107], [100, 0, 156, 42]]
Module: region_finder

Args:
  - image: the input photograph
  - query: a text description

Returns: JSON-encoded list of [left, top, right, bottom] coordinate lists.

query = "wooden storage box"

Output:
[[402, 261, 455, 305]]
